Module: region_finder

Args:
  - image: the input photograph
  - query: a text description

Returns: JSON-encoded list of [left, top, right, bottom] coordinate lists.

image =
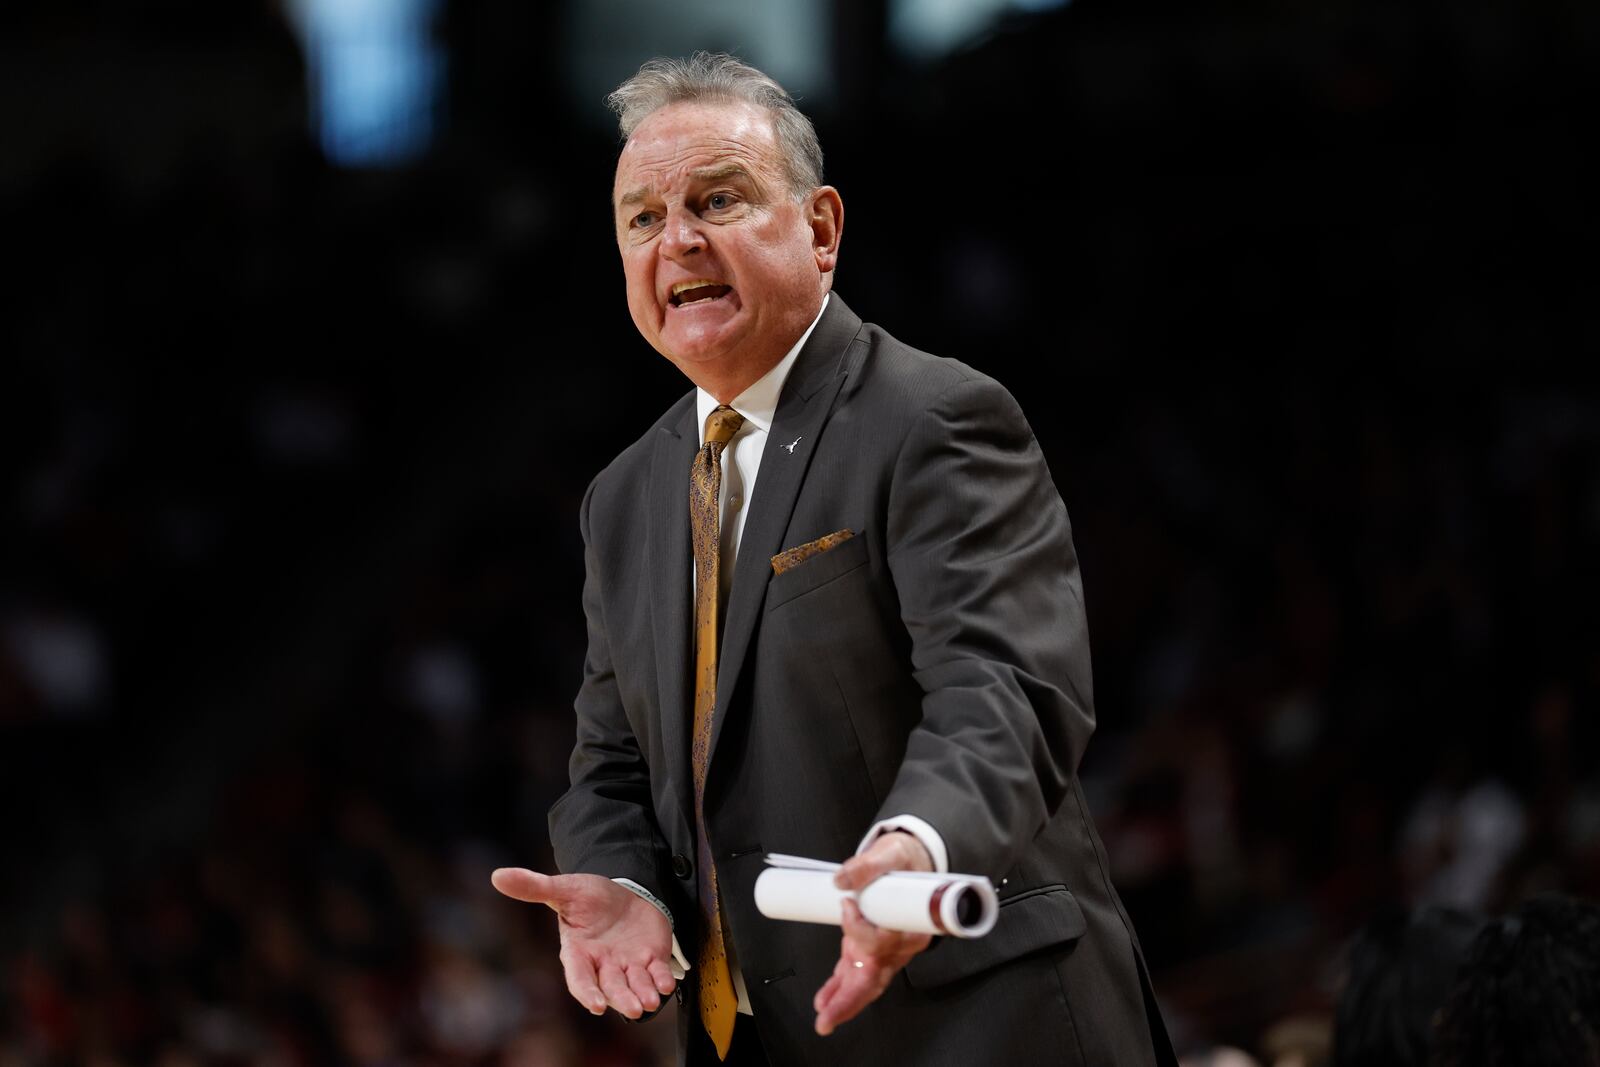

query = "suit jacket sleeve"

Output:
[[547, 476, 671, 895], [879, 375, 1096, 879]]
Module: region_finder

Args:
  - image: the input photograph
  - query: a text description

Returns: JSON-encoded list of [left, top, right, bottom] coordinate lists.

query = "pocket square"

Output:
[[771, 529, 855, 575]]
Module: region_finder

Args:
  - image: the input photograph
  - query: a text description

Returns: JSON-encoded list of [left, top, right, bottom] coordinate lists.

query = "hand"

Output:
[[491, 867, 677, 1019], [812, 831, 935, 1036]]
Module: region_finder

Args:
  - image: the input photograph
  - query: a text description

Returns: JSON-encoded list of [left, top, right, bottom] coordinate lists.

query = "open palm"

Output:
[[492, 867, 677, 1019]]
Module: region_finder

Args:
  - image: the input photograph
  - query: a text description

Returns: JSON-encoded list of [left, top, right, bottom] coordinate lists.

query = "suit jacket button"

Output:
[[672, 854, 692, 879]]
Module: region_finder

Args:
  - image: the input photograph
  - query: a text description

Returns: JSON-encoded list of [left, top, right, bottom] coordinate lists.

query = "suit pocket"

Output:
[[902, 884, 1087, 990], [771, 528, 856, 575], [765, 531, 868, 611]]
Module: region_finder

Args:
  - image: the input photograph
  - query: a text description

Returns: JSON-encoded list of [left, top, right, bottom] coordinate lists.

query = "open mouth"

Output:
[[669, 280, 734, 307]]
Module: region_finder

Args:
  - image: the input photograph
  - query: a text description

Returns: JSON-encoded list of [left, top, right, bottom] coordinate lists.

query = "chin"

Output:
[[663, 327, 740, 367]]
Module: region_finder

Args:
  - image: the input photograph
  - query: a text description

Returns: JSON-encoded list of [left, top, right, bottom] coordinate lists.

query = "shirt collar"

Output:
[[696, 293, 830, 443]]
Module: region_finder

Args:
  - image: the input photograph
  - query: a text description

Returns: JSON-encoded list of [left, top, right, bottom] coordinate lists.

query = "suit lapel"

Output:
[[648, 397, 699, 832], [708, 296, 864, 766]]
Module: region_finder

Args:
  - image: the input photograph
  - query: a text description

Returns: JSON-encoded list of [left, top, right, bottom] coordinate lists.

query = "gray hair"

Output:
[[606, 52, 824, 197]]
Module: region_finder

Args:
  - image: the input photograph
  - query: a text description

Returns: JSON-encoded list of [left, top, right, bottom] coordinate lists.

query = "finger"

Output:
[[625, 963, 663, 1014], [813, 972, 843, 1021], [833, 849, 893, 892], [813, 966, 844, 1014], [491, 867, 563, 907], [645, 957, 677, 996], [817, 931, 882, 1035], [839, 899, 892, 957], [816, 963, 884, 1035], [598, 962, 644, 1019], [834, 832, 927, 891], [558, 947, 607, 1016], [841, 897, 873, 933], [842, 899, 931, 964]]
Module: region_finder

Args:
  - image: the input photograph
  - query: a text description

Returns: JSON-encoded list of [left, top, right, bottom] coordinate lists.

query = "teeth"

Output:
[[672, 279, 723, 296]]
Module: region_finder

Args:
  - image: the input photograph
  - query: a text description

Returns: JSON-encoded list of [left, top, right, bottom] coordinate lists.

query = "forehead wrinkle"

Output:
[[615, 126, 781, 204], [617, 165, 756, 213]]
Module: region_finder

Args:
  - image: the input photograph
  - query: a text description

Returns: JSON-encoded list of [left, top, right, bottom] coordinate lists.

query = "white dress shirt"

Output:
[[619, 293, 950, 1015]]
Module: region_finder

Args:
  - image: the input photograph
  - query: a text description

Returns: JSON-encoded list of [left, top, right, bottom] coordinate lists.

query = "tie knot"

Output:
[[703, 405, 745, 448]]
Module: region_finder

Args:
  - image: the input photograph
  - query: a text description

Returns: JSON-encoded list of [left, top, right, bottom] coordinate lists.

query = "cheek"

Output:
[[750, 220, 818, 278], [622, 259, 657, 313], [748, 243, 817, 295]]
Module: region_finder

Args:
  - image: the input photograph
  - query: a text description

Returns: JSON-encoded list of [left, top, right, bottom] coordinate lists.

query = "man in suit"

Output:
[[492, 53, 1175, 1066]]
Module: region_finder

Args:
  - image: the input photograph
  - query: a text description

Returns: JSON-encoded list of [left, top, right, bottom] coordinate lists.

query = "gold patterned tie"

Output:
[[690, 404, 745, 1060]]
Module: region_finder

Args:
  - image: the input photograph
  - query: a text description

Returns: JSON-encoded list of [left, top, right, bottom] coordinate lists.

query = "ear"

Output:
[[807, 186, 844, 274]]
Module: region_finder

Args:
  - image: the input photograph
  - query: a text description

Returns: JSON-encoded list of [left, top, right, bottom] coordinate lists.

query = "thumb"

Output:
[[491, 867, 565, 907], [833, 852, 890, 893], [835, 832, 932, 891]]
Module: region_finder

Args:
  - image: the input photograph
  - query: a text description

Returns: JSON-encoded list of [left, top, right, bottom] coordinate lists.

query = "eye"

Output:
[[631, 211, 658, 229], [706, 193, 733, 210]]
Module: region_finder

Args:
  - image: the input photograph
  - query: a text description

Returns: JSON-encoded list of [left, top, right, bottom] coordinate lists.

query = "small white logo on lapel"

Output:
[[784, 436, 802, 454]]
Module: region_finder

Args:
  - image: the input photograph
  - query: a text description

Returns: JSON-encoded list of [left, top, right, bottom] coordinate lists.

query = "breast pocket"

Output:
[[765, 531, 869, 612]]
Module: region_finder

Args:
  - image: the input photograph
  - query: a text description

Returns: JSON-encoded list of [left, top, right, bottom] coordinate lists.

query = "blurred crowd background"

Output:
[[2, 0, 1596, 1064]]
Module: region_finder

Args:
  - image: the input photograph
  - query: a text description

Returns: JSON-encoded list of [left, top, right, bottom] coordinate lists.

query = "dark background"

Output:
[[3, 0, 1597, 1063]]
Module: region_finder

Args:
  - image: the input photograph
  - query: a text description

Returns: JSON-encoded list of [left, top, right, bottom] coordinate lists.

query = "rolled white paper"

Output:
[[753, 856, 998, 939]]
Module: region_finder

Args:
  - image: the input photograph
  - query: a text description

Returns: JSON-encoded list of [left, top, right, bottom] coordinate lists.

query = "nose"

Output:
[[660, 207, 704, 260]]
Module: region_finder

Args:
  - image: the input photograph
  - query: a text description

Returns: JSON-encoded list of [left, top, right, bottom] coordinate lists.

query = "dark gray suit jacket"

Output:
[[550, 296, 1174, 1066]]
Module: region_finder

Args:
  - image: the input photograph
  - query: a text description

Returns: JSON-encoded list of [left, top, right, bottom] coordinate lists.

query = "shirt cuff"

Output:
[[611, 878, 691, 980], [856, 814, 949, 873]]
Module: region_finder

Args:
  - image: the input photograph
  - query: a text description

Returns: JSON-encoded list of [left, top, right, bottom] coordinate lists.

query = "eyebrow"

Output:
[[689, 163, 753, 186], [617, 164, 756, 209]]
